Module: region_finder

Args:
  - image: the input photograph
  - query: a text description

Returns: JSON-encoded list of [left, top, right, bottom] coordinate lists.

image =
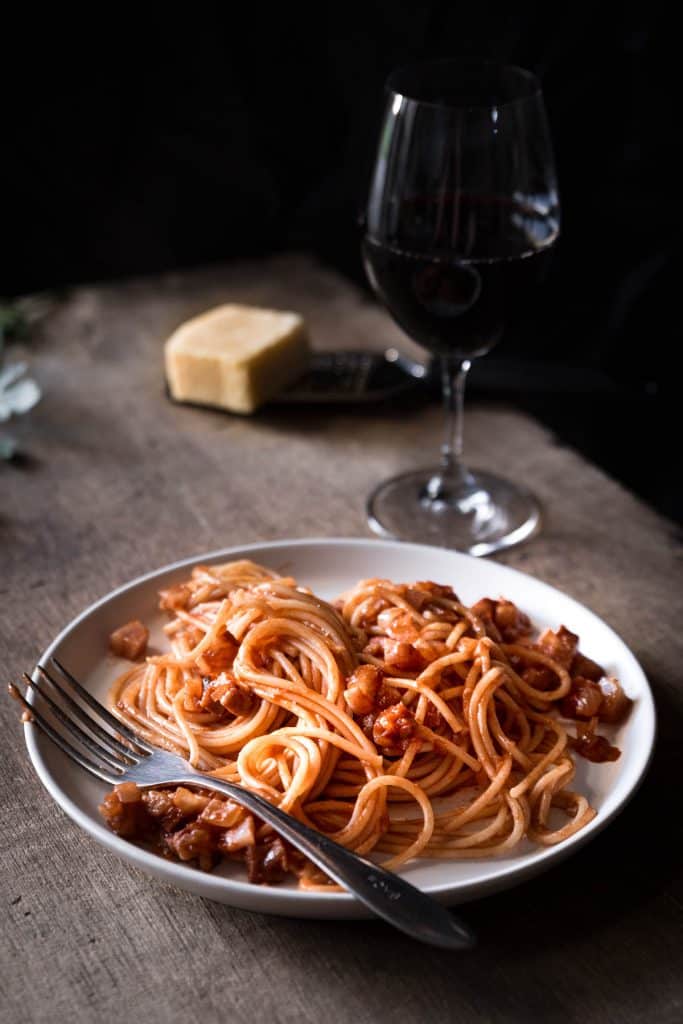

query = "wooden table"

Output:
[[2, 254, 681, 1023]]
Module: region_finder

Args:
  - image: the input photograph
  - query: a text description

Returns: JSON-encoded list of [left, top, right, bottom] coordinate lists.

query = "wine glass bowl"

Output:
[[362, 58, 560, 554]]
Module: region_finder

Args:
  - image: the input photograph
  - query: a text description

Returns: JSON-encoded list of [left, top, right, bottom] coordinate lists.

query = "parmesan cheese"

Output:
[[165, 304, 309, 414]]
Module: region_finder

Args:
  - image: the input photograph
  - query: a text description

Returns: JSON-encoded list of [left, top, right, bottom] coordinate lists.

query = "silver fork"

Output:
[[10, 658, 475, 950]]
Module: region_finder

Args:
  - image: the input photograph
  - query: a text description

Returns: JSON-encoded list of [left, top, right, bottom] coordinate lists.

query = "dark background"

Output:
[[3, 9, 678, 521]]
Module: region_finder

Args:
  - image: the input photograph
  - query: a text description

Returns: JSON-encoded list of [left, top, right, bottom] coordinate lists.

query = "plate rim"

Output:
[[24, 536, 656, 909]]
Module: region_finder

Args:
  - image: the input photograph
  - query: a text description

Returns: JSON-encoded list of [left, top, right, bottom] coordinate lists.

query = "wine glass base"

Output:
[[366, 466, 541, 557]]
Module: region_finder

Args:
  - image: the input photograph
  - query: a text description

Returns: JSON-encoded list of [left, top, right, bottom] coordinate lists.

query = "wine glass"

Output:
[[362, 58, 560, 555]]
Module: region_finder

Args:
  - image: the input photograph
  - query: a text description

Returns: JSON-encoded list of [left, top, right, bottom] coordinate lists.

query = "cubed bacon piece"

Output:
[[108, 619, 149, 660], [99, 789, 155, 839], [364, 637, 426, 673], [198, 797, 245, 829], [471, 598, 532, 643], [535, 626, 579, 669], [246, 837, 291, 884], [356, 679, 402, 735], [376, 608, 420, 642], [597, 676, 633, 724], [372, 702, 416, 756], [493, 599, 533, 642], [164, 823, 218, 868], [217, 814, 256, 854], [172, 787, 210, 816], [561, 673, 632, 725], [158, 583, 191, 611], [470, 599, 502, 641], [344, 665, 383, 715], [142, 788, 187, 832], [561, 678, 604, 719], [114, 781, 142, 804], [197, 630, 239, 675], [569, 725, 621, 763], [571, 651, 604, 682], [200, 674, 254, 717]]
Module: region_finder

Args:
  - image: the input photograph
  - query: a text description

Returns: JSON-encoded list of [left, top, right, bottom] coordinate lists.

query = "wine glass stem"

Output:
[[440, 356, 471, 481]]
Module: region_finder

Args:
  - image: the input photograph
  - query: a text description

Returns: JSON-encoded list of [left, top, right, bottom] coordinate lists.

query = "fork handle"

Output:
[[172, 770, 474, 950]]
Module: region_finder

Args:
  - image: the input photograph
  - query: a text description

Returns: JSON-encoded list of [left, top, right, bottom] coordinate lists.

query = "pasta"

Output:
[[100, 560, 631, 887]]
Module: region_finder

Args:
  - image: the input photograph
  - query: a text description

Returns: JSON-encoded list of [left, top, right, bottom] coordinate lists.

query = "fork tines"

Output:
[[10, 658, 152, 785]]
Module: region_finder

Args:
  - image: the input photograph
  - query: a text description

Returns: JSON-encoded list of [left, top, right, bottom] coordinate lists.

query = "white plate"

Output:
[[24, 538, 655, 918]]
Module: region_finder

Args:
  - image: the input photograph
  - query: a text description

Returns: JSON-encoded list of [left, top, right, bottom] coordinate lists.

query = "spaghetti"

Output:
[[100, 560, 631, 887]]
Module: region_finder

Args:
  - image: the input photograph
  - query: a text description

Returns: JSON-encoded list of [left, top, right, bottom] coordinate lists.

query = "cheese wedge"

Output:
[[165, 304, 310, 414]]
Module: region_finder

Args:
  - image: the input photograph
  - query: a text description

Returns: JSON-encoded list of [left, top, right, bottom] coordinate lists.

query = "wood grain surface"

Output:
[[1, 254, 682, 1024]]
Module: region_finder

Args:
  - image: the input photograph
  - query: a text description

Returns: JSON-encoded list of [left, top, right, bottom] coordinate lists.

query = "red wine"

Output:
[[363, 195, 557, 358], [363, 240, 554, 358]]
